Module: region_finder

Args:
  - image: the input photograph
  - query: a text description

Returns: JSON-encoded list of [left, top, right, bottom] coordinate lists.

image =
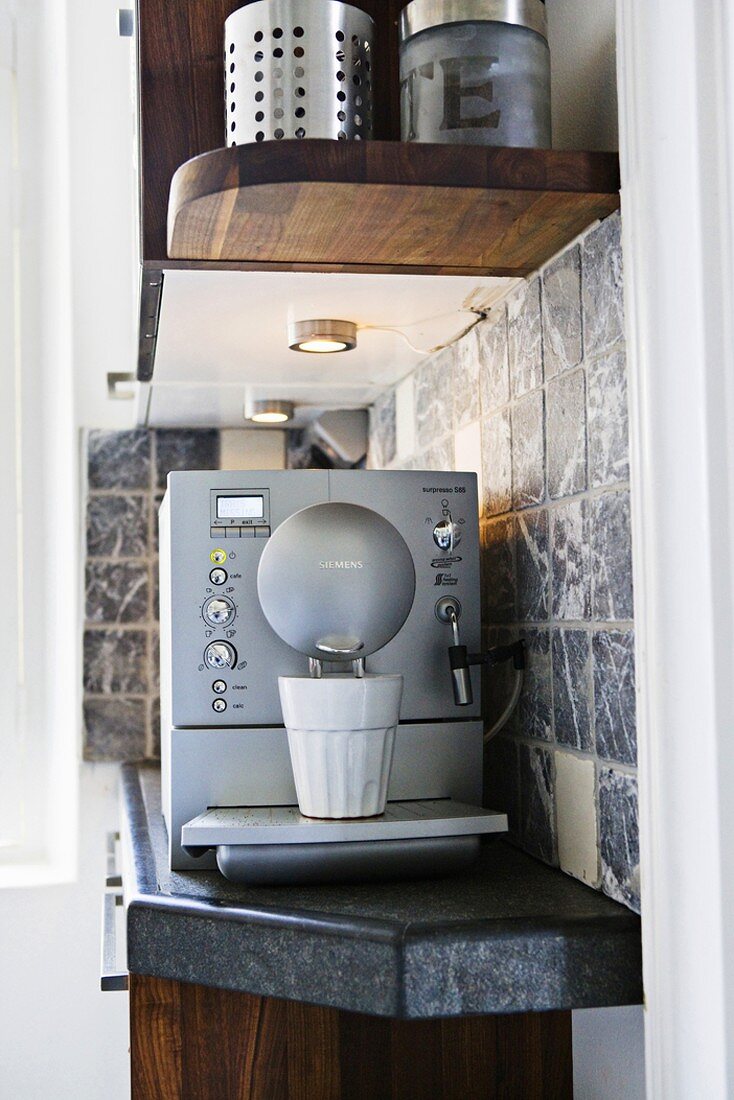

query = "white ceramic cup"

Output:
[[278, 675, 404, 819]]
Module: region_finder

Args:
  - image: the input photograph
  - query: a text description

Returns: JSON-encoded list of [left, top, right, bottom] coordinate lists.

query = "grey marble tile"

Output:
[[421, 437, 455, 472], [87, 430, 151, 490], [511, 390, 545, 509], [155, 430, 220, 490], [152, 494, 164, 554], [484, 734, 520, 840], [515, 509, 549, 621], [83, 697, 147, 762], [149, 695, 161, 760], [542, 245, 583, 378], [481, 518, 515, 624], [588, 348, 629, 488], [83, 629, 148, 694], [593, 631, 637, 766], [515, 629, 552, 742], [285, 430, 314, 471], [453, 327, 481, 430], [519, 742, 556, 864], [508, 278, 543, 398], [150, 628, 160, 693], [368, 389, 397, 469], [483, 625, 517, 730], [598, 768, 640, 913], [85, 561, 149, 624], [582, 213, 625, 356], [478, 308, 510, 415], [86, 494, 149, 559], [399, 456, 422, 472], [551, 500, 591, 620], [547, 368, 587, 500], [552, 629, 592, 751], [481, 409, 512, 517], [592, 491, 634, 620], [152, 560, 160, 622], [415, 347, 455, 452]]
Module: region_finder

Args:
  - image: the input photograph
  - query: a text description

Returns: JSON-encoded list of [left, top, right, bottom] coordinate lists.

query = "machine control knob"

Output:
[[203, 596, 236, 626], [204, 641, 237, 670], [433, 516, 462, 553]]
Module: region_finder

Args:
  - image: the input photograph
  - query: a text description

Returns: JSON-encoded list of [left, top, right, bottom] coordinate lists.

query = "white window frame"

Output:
[[0, 1, 23, 852], [0, 0, 77, 884], [617, 0, 734, 1095]]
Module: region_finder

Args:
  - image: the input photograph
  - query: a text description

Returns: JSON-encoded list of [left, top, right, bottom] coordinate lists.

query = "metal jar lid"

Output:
[[399, 0, 548, 43]]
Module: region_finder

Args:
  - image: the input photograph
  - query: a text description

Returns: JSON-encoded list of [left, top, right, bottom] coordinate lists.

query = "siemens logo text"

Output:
[[319, 561, 364, 570]]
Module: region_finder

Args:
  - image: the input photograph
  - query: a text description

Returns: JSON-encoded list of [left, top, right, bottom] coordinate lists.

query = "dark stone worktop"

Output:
[[121, 764, 642, 1019]]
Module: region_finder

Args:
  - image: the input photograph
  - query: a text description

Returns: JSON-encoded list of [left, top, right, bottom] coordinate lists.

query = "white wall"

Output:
[[0, 2, 133, 1096], [574, 1006, 646, 1099], [548, 0, 619, 151], [68, 0, 138, 430], [0, 767, 129, 1100]]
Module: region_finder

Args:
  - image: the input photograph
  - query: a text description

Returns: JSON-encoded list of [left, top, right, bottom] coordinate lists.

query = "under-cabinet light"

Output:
[[288, 319, 357, 354], [245, 399, 295, 424]]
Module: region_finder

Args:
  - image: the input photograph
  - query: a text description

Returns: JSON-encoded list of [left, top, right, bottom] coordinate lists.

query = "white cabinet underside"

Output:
[[137, 269, 517, 427]]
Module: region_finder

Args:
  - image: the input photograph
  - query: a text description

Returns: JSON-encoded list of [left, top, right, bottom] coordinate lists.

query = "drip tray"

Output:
[[181, 800, 508, 886]]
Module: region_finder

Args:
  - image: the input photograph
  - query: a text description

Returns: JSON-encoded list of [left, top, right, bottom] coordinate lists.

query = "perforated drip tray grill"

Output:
[[183, 799, 506, 846], [181, 800, 507, 885]]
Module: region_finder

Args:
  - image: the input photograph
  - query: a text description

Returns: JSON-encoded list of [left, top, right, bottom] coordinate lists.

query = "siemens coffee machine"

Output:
[[159, 470, 511, 884]]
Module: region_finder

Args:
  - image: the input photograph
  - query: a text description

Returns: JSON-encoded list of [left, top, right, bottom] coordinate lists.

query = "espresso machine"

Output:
[[159, 470, 512, 884]]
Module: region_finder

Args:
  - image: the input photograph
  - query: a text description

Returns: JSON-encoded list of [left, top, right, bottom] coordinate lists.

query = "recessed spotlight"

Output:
[[245, 399, 294, 424], [288, 319, 357, 353]]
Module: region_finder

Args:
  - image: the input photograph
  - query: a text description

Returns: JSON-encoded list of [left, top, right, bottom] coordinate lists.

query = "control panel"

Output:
[[209, 488, 271, 540], [160, 470, 482, 730]]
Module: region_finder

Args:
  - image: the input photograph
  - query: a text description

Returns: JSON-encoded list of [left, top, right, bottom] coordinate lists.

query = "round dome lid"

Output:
[[257, 502, 416, 662]]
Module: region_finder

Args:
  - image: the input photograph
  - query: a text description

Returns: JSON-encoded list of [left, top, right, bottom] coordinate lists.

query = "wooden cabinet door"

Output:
[[130, 974, 573, 1100]]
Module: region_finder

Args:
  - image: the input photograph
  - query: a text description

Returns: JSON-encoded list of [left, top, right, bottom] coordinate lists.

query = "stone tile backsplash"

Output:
[[368, 212, 640, 913], [82, 429, 220, 762], [81, 212, 637, 913]]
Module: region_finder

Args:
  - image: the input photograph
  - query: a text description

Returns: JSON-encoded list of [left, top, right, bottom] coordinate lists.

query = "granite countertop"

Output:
[[121, 764, 642, 1019]]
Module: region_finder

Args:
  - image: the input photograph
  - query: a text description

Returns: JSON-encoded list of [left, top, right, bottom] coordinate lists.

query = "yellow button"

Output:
[[210, 548, 227, 565]]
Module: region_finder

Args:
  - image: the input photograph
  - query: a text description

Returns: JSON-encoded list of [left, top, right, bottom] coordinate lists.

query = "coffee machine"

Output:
[[159, 470, 509, 884]]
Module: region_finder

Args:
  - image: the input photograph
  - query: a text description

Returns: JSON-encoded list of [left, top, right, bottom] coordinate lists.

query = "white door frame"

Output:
[[616, 1, 734, 1095]]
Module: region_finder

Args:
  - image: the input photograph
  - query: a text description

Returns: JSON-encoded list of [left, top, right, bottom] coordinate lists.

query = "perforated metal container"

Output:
[[225, 0, 375, 145], [399, 0, 551, 147]]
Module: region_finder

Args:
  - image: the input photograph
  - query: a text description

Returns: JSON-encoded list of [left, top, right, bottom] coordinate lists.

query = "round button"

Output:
[[210, 548, 227, 565], [204, 641, 237, 670], [209, 568, 227, 586], [212, 680, 227, 694], [203, 596, 236, 627], [212, 698, 227, 713]]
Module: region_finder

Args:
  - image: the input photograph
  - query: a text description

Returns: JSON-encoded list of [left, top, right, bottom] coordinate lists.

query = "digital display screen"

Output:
[[216, 495, 264, 520]]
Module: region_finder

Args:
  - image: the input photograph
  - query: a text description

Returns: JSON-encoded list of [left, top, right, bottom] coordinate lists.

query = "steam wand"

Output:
[[437, 599, 525, 737], [448, 608, 525, 703]]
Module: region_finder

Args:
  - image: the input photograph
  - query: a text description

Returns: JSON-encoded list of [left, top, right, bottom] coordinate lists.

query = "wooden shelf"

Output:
[[135, 2, 620, 388], [167, 141, 620, 278]]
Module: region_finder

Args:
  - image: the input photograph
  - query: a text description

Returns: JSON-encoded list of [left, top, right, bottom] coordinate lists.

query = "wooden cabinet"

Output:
[[136, 0, 618, 271], [166, 140, 620, 275], [134, 1, 620, 385], [136, 0, 404, 265], [130, 974, 573, 1100]]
